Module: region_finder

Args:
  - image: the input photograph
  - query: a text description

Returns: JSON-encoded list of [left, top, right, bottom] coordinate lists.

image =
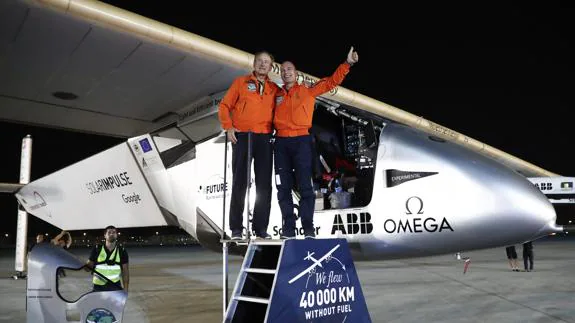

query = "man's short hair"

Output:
[[104, 225, 117, 232], [254, 50, 274, 63]]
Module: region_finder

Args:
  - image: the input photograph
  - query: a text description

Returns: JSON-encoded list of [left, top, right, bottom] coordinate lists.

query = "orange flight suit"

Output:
[[218, 72, 279, 238], [218, 73, 279, 134], [273, 62, 350, 137]]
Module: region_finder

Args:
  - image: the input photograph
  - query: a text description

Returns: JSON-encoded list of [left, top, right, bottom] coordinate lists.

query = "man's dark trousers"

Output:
[[523, 249, 534, 270], [229, 132, 273, 236], [274, 135, 315, 237]]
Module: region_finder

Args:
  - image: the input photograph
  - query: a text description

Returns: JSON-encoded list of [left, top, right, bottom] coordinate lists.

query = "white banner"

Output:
[[528, 177, 575, 195]]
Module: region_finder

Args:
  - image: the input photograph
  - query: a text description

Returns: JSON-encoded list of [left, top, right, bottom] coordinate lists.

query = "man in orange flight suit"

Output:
[[274, 47, 359, 239], [218, 51, 279, 240]]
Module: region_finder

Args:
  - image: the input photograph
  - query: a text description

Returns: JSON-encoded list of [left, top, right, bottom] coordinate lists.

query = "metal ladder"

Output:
[[223, 240, 284, 323]]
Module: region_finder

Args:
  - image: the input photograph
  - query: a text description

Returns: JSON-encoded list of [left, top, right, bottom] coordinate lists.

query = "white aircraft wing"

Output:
[[0, 0, 246, 141], [0, 0, 556, 179], [14, 139, 169, 230]]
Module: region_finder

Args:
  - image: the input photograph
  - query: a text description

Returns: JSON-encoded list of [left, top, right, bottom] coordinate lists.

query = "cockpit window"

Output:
[[310, 101, 383, 210]]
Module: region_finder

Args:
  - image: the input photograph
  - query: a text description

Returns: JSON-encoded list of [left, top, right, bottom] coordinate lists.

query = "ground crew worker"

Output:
[[523, 241, 534, 271], [51, 230, 72, 249], [30, 233, 47, 251], [273, 47, 359, 239], [218, 51, 279, 240], [86, 225, 129, 292], [505, 245, 520, 271], [52, 230, 72, 277]]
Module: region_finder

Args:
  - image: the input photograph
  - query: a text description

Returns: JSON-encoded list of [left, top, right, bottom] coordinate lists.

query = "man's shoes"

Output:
[[256, 233, 272, 240], [231, 232, 243, 240], [280, 235, 295, 240], [304, 232, 316, 239]]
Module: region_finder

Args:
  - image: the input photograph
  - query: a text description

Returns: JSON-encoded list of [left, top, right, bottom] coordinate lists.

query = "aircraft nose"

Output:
[[524, 189, 557, 231], [379, 123, 561, 253], [494, 172, 560, 240], [526, 189, 561, 237]]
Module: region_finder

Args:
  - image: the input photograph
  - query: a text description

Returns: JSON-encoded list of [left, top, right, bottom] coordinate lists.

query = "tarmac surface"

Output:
[[1, 237, 574, 322]]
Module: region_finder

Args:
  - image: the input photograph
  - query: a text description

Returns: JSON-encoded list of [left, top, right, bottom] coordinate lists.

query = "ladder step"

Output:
[[220, 239, 250, 246], [220, 239, 284, 246], [244, 268, 276, 274], [250, 240, 284, 246], [234, 295, 269, 304]]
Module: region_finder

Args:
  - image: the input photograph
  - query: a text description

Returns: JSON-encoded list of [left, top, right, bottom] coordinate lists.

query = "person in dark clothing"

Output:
[[523, 241, 534, 272], [505, 246, 520, 271]]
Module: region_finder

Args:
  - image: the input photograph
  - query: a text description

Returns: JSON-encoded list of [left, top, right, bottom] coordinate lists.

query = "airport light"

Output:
[[83, 232, 86, 236], [5, 233, 8, 237]]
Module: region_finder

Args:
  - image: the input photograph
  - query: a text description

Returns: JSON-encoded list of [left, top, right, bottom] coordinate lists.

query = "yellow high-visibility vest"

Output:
[[93, 245, 122, 286]]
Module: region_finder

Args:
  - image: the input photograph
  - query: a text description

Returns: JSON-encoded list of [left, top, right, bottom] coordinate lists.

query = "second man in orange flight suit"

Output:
[[273, 47, 359, 239]]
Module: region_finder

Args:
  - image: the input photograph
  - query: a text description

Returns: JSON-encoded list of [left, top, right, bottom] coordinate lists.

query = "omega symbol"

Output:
[[405, 196, 424, 215]]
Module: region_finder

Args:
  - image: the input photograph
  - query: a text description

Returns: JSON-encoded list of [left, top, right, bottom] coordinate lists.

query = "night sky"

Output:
[[1, 5, 574, 239]]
